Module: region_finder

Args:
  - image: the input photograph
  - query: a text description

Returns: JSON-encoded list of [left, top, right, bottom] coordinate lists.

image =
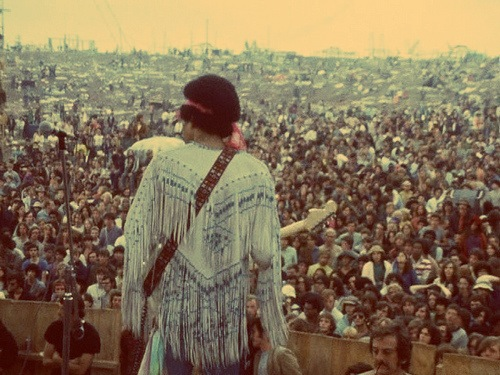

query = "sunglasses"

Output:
[[353, 313, 365, 319]]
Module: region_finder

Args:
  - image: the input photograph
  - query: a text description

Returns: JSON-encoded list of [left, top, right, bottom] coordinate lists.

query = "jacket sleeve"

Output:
[[275, 347, 302, 375]]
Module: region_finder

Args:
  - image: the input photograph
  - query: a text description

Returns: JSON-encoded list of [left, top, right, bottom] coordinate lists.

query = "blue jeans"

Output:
[[164, 345, 240, 375]]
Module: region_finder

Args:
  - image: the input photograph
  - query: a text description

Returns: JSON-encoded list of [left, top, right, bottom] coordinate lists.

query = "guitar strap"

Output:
[[143, 145, 238, 296]]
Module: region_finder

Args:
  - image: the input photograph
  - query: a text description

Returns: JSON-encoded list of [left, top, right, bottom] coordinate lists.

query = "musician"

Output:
[[123, 74, 287, 374]]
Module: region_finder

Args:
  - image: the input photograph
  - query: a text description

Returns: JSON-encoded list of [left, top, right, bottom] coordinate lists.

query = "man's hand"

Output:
[[52, 351, 63, 365]]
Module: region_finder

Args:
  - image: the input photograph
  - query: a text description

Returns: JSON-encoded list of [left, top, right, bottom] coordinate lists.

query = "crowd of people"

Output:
[[0, 48, 499, 374]]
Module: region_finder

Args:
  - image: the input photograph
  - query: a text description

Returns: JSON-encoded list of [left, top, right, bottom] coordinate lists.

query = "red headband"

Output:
[[185, 99, 213, 115]]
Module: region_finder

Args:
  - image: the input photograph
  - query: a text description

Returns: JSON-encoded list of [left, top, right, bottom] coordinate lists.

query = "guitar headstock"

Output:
[[303, 200, 337, 232]]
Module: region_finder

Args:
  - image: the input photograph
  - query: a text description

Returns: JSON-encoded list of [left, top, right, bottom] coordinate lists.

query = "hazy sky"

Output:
[[4, 0, 500, 57]]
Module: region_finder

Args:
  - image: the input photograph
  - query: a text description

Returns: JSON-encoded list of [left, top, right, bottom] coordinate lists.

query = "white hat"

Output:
[[282, 284, 296, 298], [473, 281, 493, 292]]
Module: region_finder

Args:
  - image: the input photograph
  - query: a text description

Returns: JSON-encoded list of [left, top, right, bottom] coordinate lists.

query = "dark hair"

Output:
[[376, 301, 394, 319], [302, 292, 324, 312], [340, 235, 354, 248], [25, 263, 41, 277], [414, 302, 431, 320], [352, 305, 369, 319], [414, 238, 431, 255], [477, 336, 500, 357], [473, 261, 491, 276], [180, 74, 240, 138], [103, 212, 115, 221], [319, 311, 337, 335], [250, 316, 265, 337], [82, 293, 94, 307], [369, 323, 412, 370], [24, 241, 38, 253], [435, 296, 450, 308], [329, 275, 345, 297], [314, 274, 330, 287], [418, 321, 442, 346]]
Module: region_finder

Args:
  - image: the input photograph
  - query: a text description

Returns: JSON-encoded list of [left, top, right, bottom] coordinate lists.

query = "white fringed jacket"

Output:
[[122, 142, 288, 369]]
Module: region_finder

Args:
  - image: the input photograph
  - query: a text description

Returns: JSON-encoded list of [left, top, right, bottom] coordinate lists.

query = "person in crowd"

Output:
[[0, 319, 18, 372], [417, 320, 442, 346], [410, 239, 439, 285], [86, 266, 109, 309], [361, 245, 392, 290], [476, 336, 500, 360], [280, 236, 298, 272], [307, 249, 333, 277], [22, 241, 49, 274], [43, 296, 101, 375], [321, 288, 344, 324], [360, 323, 412, 375], [5, 273, 29, 300], [246, 294, 260, 323], [335, 248, 358, 281], [445, 304, 469, 350], [335, 296, 360, 336], [319, 228, 343, 268], [294, 291, 323, 333], [251, 317, 302, 374], [467, 332, 484, 356], [318, 311, 339, 337], [351, 305, 371, 340], [108, 289, 122, 309], [23, 263, 46, 300], [98, 212, 123, 249]]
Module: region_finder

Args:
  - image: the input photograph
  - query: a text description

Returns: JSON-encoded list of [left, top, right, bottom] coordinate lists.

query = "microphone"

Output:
[[72, 319, 85, 340]]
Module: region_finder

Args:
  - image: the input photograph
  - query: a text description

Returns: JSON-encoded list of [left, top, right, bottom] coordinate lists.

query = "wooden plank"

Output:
[[410, 342, 436, 375], [443, 353, 500, 375]]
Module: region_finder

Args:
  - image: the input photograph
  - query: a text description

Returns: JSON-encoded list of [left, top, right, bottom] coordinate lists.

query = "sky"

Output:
[[3, 0, 500, 57]]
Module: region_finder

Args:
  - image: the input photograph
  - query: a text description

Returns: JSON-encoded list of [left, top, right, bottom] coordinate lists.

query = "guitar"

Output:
[[280, 200, 337, 238]]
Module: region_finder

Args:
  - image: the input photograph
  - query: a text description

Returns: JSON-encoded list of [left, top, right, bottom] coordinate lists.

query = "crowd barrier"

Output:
[[288, 331, 437, 375], [1, 300, 498, 375], [438, 353, 500, 375]]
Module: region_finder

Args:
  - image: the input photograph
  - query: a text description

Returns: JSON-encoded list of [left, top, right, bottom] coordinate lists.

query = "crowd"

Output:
[[0, 48, 499, 373]]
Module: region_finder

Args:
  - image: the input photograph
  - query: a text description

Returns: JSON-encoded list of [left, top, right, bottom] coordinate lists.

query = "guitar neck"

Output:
[[280, 220, 306, 238]]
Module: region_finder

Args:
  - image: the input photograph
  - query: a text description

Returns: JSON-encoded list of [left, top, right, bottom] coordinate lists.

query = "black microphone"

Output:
[[72, 319, 85, 341]]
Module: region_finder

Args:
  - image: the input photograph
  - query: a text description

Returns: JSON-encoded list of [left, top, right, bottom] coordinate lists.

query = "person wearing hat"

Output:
[[361, 245, 392, 290], [336, 247, 359, 281], [399, 180, 414, 207], [472, 274, 500, 311], [334, 295, 360, 336], [123, 75, 286, 375]]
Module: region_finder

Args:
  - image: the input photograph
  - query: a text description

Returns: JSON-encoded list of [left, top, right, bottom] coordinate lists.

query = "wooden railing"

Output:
[[1, 300, 498, 375]]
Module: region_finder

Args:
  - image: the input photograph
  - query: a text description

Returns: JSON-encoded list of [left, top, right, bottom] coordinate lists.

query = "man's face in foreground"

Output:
[[372, 335, 401, 375]]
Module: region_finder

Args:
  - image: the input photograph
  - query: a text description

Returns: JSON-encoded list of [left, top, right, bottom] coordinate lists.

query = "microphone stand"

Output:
[[57, 131, 80, 375]]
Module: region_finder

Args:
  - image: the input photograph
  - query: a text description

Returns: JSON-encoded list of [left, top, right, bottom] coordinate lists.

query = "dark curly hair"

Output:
[[179, 74, 240, 138]]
